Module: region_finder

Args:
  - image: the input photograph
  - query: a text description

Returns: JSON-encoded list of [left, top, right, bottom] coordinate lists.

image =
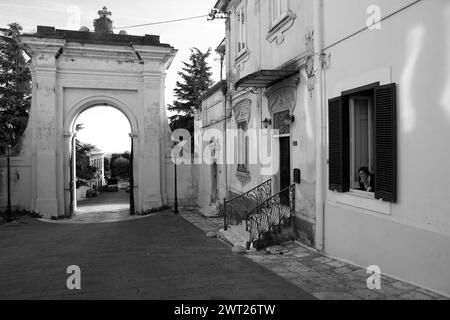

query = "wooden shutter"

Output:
[[328, 97, 350, 192], [374, 83, 397, 202]]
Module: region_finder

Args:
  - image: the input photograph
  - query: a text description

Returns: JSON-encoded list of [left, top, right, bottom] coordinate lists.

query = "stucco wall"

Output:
[[322, 0, 450, 295], [0, 157, 32, 212], [165, 160, 198, 208]]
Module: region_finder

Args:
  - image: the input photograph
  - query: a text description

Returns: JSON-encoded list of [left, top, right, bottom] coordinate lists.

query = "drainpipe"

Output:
[[224, 13, 231, 203], [313, 0, 325, 252]]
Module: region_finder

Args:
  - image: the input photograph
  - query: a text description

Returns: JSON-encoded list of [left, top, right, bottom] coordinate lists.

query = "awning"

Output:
[[235, 69, 298, 90]]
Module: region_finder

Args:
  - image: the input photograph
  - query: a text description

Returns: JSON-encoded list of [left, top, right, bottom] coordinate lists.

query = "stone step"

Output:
[[199, 205, 220, 218], [217, 222, 256, 252]]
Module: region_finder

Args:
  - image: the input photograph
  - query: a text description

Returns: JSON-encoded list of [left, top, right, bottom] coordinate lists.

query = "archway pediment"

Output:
[[266, 76, 299, 115], [233, 98, 252, 123]]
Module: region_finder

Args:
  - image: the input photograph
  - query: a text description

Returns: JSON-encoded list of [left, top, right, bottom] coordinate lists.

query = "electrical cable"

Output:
[[115, 14, 210, 29]]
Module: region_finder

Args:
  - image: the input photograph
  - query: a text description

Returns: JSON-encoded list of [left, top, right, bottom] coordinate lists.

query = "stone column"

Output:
[[141, 71, 163, 210], [63, 131, 76, 218], [27, 40, 65, 218], [129, 131, 139, 212]]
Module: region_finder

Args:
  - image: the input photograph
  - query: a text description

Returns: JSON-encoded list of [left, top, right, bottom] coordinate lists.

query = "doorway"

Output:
[[279, 137, 291, 203], [69, 105, 133, 220], [211, 162, 218, 205]]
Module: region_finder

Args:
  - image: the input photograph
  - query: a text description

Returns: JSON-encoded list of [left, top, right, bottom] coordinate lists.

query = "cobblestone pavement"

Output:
[[0, 211, 314, 300], [181, 211, 448, 300]]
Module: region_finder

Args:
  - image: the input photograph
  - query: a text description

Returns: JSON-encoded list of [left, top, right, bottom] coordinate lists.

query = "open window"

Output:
[[349, 95, 375, 191], [328, 83, 397, 202]]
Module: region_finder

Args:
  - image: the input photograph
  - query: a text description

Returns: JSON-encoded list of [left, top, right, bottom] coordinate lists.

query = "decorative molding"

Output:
[[233, 98, 252, 123], [266, 76, 299, 115], [266, 10, 297, 46], [305, 31, 316, 93], [235, 49, 250, 72]]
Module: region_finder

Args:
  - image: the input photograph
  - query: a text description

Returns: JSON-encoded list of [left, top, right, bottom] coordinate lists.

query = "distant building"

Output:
[[88, 147, 106, 189]]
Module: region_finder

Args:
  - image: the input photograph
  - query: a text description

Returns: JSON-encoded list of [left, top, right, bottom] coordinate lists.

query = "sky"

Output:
[[0, 0, 224, 153], [75, 107, 131, 154]]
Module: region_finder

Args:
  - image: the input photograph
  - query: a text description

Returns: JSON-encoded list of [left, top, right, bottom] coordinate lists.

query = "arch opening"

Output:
[[67, 104, 136, 222]]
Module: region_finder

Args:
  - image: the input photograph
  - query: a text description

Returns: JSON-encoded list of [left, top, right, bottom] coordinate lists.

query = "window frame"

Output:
[[270, 0, 290, 28], [349, 95, 375, 191], [237, 120, 249, 173], [235, 2, 248, 57], [328, 81, 397, 207]]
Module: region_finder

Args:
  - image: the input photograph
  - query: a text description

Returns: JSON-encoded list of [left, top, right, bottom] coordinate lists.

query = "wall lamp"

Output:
[[262, 118, 272, 129]]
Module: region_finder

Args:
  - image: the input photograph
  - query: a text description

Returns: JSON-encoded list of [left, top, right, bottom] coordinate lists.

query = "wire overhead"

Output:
[[114, 14, 209, 29]]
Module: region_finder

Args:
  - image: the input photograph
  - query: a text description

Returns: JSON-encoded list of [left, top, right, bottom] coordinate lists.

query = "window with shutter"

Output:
[[328, 82, 397, 203], [328, 97, 350, 192], [375, 83, 397, 202]]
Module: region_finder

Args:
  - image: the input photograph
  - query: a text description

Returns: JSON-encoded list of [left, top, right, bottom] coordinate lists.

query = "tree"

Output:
[[215, 43, 226, 81], [111, 157, 129, 179], [168, 48, 213, 135], [0, 23, 31, 149], [74, 124, 97, 181]]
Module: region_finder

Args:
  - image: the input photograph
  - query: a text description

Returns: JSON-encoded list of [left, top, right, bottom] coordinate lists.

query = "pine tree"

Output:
[[168, 48, 213, 135], [0, 23, 31, 149]]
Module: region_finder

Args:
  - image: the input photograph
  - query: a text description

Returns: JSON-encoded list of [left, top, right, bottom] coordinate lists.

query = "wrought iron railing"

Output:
[[245, 184, 296, 249], [223, 179, 272, 231]]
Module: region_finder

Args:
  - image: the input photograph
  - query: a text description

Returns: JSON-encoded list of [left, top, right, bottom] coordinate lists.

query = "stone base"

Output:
[[217, 222, 256, 252], [35, 198, 59, 219], [199, 205, 220, 218], [294, 216, 316, 248]]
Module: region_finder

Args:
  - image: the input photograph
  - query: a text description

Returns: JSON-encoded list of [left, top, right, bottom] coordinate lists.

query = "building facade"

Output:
[[197, 0, 450, 296], [88, 147, 106, 189]]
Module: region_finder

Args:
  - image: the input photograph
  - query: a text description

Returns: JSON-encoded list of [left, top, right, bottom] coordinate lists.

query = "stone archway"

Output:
[[19, 13, 177, 219], [64, 97, 138, 217]]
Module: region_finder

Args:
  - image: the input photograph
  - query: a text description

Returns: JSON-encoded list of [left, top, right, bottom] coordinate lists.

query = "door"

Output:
[[129, 137, 135, 215], [279, 137, 291, 204], [211, 162, 218, 204]]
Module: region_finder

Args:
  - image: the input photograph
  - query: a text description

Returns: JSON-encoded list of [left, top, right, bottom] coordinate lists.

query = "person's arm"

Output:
[[366, 175, 374, 192]]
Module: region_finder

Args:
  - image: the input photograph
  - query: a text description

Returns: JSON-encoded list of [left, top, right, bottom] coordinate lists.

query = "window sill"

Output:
[[329, 190, 392, 216], [266, 10, 296, 46]]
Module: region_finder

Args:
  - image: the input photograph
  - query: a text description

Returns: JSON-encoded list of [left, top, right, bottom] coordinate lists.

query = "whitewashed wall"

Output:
[[322, 0, 450, 296]]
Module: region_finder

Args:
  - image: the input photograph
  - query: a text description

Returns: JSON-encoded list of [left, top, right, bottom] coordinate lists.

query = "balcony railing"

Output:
[[223, 179, 272, 231], [246, 184, 296, 249]]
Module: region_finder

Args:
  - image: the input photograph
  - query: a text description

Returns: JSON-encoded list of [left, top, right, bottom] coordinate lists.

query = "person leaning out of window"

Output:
[[358, 167, 375, 192]]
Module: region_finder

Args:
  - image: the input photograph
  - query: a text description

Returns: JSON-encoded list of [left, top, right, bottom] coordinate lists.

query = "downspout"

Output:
[[313, 0, 326, 252], [224, 12, 231, 202]]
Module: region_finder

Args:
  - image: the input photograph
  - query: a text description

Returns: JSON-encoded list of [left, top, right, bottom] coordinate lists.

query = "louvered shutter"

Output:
[[328, 97, 350, 192], [375, 83, 397, 202]]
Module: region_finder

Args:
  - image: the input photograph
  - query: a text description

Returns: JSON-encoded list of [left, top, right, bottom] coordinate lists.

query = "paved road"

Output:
[[0, 211, 315, 300], [77, 190, 130, 213]]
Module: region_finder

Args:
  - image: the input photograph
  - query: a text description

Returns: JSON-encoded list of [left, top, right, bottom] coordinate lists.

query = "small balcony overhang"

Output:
[[235, 69, 299, 90]]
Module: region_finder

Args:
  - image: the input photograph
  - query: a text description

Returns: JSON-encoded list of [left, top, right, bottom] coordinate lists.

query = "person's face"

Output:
[[359, 171, 368, 182]]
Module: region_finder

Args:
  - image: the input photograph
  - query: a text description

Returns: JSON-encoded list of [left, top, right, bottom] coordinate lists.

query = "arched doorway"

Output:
[[63, 98, 139, 219], [63, 96, 139, 218], [68, 105, 134, 219]]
